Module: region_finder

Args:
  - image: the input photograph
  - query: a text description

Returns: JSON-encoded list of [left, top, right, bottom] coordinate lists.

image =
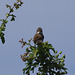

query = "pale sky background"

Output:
[[0, 0, 75, 75]]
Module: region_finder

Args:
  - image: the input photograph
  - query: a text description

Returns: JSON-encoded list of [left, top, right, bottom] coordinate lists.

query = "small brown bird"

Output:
[[33, 27, 44, 45]]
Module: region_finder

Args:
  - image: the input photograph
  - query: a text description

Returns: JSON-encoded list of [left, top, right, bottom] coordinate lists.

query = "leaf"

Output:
[[56, 54, 59, 58], [4, 20, 8, 24], [15, 5, 19, 9], [0, 29, 1, 33], [1, 23, 6, 27], [0, 19, 3, 21], [6, 4, 11, 8], [1, 36, 5, 44], [10, 17, 15, 21], [63, 55, 65, 58], [0, 19, 8, 24], [59, 51, 62, 54], [10, 14, 16, 17], [34, 49, 38, 57], [10, 9, 14, 13], [29, 53, 34, 57], [0, 32, 4, 37], [6, 4, 11, 9], [17, 0, 20, 3], [31, 67, 34, 73], [20, 1, 23, 4], [55, 50, 58, 54], [14, 3, 17, 6]]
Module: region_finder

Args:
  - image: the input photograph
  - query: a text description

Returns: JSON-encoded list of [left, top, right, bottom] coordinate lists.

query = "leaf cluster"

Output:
[[0, 0, 23, 44], [19, 39, 67, 75]]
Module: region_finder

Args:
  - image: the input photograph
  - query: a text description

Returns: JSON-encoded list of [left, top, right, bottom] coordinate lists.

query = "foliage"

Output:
[[19, 38, 67, 75], [0, 0, 23, 44]]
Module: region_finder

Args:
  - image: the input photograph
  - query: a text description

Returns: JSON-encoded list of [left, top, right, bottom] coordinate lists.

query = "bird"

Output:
[[33, 27, 44, 45]]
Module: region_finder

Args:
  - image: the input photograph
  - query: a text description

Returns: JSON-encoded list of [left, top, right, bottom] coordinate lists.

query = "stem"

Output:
[[5, 1, 19, 21], [49, 63, 51, 75], [49, 58, 52, 75]]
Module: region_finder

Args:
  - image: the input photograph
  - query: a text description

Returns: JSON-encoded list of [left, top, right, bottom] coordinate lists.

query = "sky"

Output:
[[0, 0, 75, 75]]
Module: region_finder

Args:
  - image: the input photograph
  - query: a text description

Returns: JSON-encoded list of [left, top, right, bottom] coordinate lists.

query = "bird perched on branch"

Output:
[[33, 27, 44, 45]]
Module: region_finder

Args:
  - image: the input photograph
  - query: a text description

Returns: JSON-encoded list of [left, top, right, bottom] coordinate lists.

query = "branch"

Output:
[[19, 38, 68, 75], [0, 0, 23, 44]]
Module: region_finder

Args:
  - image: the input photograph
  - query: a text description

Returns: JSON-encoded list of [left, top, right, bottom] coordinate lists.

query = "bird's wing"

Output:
[[33, 34, 42, 43]]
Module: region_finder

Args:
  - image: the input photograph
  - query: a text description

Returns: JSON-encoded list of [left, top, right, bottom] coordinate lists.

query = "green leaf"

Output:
[[10, 9, 14, 13], [6, 4, 11, 9], [31, 67, 34, 73], [15, 5, 19, 9], [1, 36, 5, 44], [26, 70, 30, 75], [22, 68, 26, 74], [0, 29, 1, 33], [0, 19, 8, 24], [17, 0, 20, 3], [29, 53, 34, 57], [0, 32, 4, 37], [9, 14, 16, 17], [4, 20, 8, 24], [56, 54, 59, 58], [63, 55, 65, 58], [1, 27, 6, 31], [6, 4, 11, 8], [59, 51, 62, 54], [1, 23, 6, 27], [34, 49, 38, 57], [55, 50, 58, 54], [0, 19, 4, 22], [0, 19, 3, 21], [10, 17, 15, 21], [14, 3, 17, 6], [0, 23, 6, 31]]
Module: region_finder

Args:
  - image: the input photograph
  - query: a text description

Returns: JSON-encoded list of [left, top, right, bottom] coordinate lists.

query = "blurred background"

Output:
[[0, 0, 75, 75]]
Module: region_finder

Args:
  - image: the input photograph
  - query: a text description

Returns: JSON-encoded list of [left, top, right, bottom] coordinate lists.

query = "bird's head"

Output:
[[36, 27, 43, 34]]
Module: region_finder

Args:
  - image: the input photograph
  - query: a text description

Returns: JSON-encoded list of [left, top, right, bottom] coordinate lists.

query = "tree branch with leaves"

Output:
[[0, 0, 23, 44], [19, 38, 67, 75]]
